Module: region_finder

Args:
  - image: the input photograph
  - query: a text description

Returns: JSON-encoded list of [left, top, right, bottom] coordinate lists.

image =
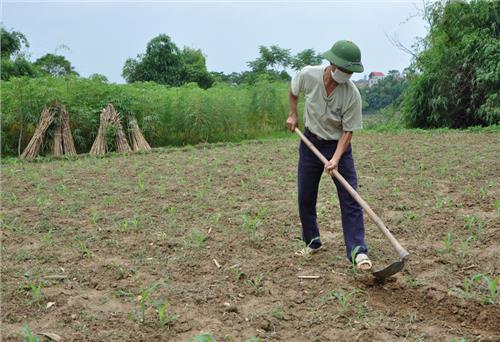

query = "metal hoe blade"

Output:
[[372, 259, 405, 279]]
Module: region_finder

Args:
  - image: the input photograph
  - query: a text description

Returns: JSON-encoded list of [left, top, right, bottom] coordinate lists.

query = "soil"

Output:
[[1, 131, 499, 341]]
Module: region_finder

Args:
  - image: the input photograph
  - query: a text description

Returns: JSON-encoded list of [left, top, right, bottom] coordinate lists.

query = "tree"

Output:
[[1, 58, 37, 80], [1, 27, 29, 59], [402, 0, 500, 128], [122, 34, 183, 86], [361, 73, 407, 112], [1, 27, 36, 80], [180, 47, 214, 89], [247, 45, 291, 77], [291, 49, 323, 71], [122, 34, 213, 88], [88, 73, 109, 83], [34, 53, 79, 77], [210, 71, 260, 86]]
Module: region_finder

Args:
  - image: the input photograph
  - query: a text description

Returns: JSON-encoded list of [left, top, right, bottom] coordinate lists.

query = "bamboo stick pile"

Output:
[[128, 115, 151, 152], [90, 104, 131, 155], [21, 101, 78, 160], [60, 104, 77, 155], [51, 124, 63, 156], [20, 107, 55, 160], [21, 101, 150, 159]]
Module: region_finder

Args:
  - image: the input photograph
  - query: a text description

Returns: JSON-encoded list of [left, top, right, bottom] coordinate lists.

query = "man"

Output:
[[286, 40, 371, 270]]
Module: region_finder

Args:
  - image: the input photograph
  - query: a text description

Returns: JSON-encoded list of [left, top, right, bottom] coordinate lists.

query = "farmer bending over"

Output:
[[286, 40, 371, 270]]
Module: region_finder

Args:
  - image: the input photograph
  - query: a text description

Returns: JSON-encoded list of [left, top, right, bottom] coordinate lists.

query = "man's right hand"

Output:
[[286, 114, 298, 132]]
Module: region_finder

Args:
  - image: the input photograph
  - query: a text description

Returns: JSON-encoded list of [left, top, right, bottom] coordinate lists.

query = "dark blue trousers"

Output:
[[298, 130, 368, 259]]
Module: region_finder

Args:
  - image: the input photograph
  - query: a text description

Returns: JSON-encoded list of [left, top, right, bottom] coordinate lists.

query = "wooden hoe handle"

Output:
[[294, 128, 409, 260]]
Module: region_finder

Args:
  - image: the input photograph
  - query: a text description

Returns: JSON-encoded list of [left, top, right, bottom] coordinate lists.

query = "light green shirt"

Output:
[[291, 65, 363, 140]]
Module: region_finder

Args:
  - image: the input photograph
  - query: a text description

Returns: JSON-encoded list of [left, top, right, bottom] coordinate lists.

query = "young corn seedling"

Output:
[[136, 174, 146, 192], [21, 324, 40, 342], [228, 265, 246, 281], [245, 274, 264, 295], [208, 213, 221, 231], [240, 214, 262, 241], [321, 288, 363, 315], [77, 240, 92, 258], [120, 216, 140, 232], [451, 274, 483, 300], [479, 186, 488, 200], [156, 300, 176, 326], [188, 334, 218, 342], [29, 282, 43, 304], [244, 337, 263, 342], [458, 236, 472, 259], [269, 306, 285, 320], [442, 232, 454, 255], [189, 228, 207, 248], [482, 275, 499, 304], [42, 230, 54, 247], [137, 283, 158, 323], [166, 206, 177, 227], [463, 215, 484, 240]]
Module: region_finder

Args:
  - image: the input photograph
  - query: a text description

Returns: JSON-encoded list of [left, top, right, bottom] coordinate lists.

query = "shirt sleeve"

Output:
[[342, 92, 363, 131], [290, 68, 305, 96]]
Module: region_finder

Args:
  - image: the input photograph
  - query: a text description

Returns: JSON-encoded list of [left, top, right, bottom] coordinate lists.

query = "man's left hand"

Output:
[[325, 157, 339, 176]]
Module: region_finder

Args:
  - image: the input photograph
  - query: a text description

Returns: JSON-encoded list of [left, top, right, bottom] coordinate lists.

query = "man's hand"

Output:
[[286, 114, 298, 132], [325, 157, 339, 176]]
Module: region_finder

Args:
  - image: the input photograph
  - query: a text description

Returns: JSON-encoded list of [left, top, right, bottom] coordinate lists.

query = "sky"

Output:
[[2, 0, 428, 83]]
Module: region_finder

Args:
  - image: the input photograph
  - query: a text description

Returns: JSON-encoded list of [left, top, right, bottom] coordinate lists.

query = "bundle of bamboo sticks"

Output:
[[50, 102, 77, 157], [60, 104, 77, 155], [128, 115, 151, 152], [21, 101, 77, 160], [90, 104, 131, 155], [21, 107, 55, 160]]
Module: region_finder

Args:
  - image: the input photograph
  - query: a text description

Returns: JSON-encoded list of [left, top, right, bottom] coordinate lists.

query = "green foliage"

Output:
[[1, 28, 79, 81], [360, 73, 407, 113], [188, 334, 218, 342], [1, 27, 29, 59], [246, 45, 323, 82], [211, 70, 259, 85], [21, 324, 40, 342], [213, 46, 321, 86], [1, 76, 291, 156], [1, 57, 38, 81], [402, 0, 500, 128], [180, 47, 214, 89], [34, 53, 79, 77], [247, 45, 291, 74], [122, 34, 213, 88], [290, 48, 323, 71], [450, 274, 499, 304]]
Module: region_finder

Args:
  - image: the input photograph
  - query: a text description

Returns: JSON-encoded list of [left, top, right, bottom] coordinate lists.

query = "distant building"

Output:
[[368, 72, 384, 87], [353, 79, 368, 90]]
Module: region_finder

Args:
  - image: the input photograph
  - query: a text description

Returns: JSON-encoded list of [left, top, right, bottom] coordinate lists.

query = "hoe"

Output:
[[295, 128, 409, 279]]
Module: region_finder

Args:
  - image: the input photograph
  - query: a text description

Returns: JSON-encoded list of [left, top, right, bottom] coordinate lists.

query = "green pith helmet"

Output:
[[322, 40, 364, 73]]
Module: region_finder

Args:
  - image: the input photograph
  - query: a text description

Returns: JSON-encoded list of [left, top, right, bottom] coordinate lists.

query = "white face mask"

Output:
[[331, 68, 352, 84]]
